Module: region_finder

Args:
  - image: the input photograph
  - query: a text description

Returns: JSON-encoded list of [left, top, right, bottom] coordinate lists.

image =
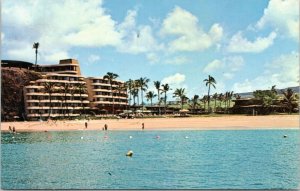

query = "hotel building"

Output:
[[85, 77, 128, 113], [19, 59, 128, 120]]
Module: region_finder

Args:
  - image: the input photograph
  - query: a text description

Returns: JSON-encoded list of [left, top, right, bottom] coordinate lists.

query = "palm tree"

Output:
[[103, 72, 119, 115], [154, 81, 161, 115], [218, 93, 224, 108], [133, 80, 140, 106], [189, 95, 200, 114], [224, 91, 228, 110], [281, 88, 296, 114], [32, 42, 39, 68], [58, 90, 65, 117], [201, 95, 208, 111], [138, 77, 150, 111], [126, 79, 134, 106], [69, 85, 76, 117], [228, 91, 234, 108], [132, 89, 139, 106], [146, 91, 157, 106], [115, 83, 126, 112], [212, 93, 218, 112], [62, 83, 70, 118], [43, 81, 55, 118], [76, 82, 87, 116], [203, 75, 216, 113], [161, 83, 171, 114], [173, 88, 187, 109]]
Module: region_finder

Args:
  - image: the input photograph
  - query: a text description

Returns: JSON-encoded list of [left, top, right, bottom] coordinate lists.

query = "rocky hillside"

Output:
[[1, 67, 42, 121]]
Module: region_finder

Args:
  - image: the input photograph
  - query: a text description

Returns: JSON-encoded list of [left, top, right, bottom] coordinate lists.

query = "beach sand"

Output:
[[1, 115, 299, 132]]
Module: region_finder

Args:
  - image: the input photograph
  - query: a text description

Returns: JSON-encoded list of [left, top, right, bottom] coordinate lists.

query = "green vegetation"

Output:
[[203, 75, 216, 112]]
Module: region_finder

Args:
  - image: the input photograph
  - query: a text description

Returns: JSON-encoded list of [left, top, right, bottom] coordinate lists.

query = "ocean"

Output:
[[1, 129, 299, 189]]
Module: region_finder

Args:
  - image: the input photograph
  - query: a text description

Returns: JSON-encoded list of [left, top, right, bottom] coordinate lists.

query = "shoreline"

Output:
[[1, 115, 299, 133]]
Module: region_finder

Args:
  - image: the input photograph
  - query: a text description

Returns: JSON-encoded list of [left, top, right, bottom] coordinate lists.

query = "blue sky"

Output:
[[2, 0, 299, 100]]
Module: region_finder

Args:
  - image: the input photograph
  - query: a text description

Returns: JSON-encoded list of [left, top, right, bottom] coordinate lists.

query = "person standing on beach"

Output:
[[104, 124, 108, 131], [85, 122, 88, 129], [9, 126, 12, 132], [142, 123, 144, 130], [12, 126, 16, 133]]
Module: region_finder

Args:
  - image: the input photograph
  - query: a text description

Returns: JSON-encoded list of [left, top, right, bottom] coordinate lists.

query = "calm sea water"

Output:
[[1, 129, 300, 189]]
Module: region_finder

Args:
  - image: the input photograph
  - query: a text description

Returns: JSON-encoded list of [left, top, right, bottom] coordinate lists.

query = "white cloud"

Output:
[[88, 54, 101, 63], [203, 59, 224, 73], [165, 56, 189, 65], [256, 0, 299, 41], [225, 56, 244, 72], [63, 16, 121, 47], [146, 53, 160, 64], [223, 73, 234, 80], [117, 9, 163, 54], [161, 73, 188, 100], [2, 0, 122, 63], [162, 73, 185, 85], [227, 31, 277, 53], [161, 6, 223, 52], [44, 51, 70, 63], [232, 51, 299, 93], [203, 56, 244, 79], [6, 44, 34, 61]]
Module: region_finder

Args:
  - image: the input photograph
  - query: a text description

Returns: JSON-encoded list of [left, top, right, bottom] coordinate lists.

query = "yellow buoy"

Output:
[[126, 150, 133, 157]]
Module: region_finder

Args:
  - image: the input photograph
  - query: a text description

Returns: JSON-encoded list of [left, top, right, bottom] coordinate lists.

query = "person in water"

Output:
[[12, 126, 16, 133]]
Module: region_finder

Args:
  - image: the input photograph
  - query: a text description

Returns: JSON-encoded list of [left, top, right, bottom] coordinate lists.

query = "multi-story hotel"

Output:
[[85, 77, 128, 113], [11, 58, 128, 120]]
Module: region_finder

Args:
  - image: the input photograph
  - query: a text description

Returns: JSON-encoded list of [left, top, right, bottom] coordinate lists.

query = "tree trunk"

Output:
[[129, 90, 132, 106], [141, 88, 144, 111], [164, 93, 167, 114], [158, 90, 160, 115], [207, 85, 211, 112]]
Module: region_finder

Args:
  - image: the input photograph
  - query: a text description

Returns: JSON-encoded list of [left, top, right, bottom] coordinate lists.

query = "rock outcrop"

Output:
[[1, 67, 42, 121]]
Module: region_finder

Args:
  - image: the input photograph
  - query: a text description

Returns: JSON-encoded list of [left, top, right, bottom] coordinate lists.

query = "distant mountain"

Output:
[[238, 86, 299, 98]]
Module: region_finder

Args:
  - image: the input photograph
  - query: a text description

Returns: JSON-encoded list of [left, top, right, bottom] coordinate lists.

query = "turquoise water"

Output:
[[1, 129, 300, 189]]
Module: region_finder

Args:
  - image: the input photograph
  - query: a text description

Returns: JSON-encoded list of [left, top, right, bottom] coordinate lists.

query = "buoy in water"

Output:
[[185, 136, 189, 139], [126, 150, 133, 157], [129, 136, 133, 139]]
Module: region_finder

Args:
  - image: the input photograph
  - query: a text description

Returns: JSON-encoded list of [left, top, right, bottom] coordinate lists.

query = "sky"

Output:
[[2, 0, 299, 100]]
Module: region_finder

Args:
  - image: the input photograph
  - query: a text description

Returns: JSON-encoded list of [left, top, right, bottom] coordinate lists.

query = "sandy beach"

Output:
[[1, 115, 299, 132]]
